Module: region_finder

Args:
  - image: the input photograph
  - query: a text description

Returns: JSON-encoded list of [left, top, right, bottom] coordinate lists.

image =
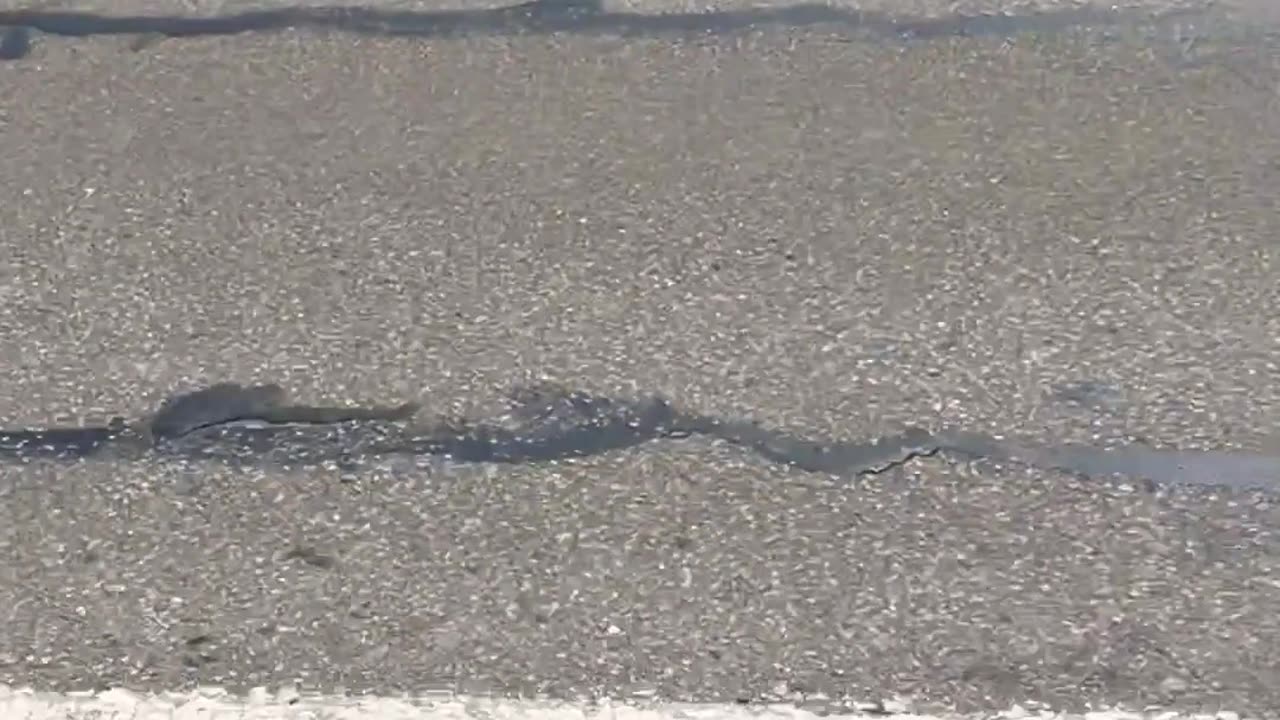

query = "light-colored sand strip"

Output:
[[0, 686, 1249, 720]]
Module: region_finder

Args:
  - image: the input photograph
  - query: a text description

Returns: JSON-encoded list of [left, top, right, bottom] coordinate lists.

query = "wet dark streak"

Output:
[[3, 381, 1280, 493], [0, 382, 933, 474], [0, 24, 31, 59], [936, 430, 1280, 494], [0, 425, 124, 460], [148, 380, 420, 439], [0, 0, 1217, 62]]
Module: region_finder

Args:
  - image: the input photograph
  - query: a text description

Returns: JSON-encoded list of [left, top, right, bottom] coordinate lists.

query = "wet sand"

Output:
[[1, 1, 1279, 714]]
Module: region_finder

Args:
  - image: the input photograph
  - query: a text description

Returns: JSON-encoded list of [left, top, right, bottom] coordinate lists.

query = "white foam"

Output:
[[0, 686, 1249, 720]]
